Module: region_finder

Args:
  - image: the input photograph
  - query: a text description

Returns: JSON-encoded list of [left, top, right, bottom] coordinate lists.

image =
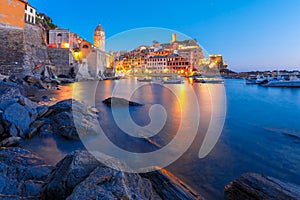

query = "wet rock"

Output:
[[41, 150, 101, 200], [24, 76, 46, 89], [0, 136, 21, 147], [3, 103, 31, 138], [103, 97, 143, 106], [141, 169, 203, 200], [9, 124, 19, 137], [224, 173, 300, 200], [18, 96, 38, 109], [0, 98, 19, 110], [0, 147, 53, 199], [41, 95, 50, 102], [0, 123, 4, 136], [42, 150, 201, 200], [67, 165, 160, 200], [45, 99, 99, 140], [0, 82, 23, 101], [36, 105, 48, 118], [50, 111, 79, 140], [48, 99, 72, 115], [28, 120, 45, 139], [24, 76, 40, 84]]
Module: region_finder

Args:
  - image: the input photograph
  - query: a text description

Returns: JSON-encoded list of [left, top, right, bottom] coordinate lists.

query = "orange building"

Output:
[[0, 0, 28, 29]]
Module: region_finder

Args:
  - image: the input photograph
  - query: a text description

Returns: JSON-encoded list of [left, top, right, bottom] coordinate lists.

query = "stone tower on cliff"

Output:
[[94, 24, 105, 51]]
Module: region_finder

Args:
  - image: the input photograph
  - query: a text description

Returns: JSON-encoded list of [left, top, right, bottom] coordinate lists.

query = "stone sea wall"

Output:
[[0, 23, 73, 77], [0, 27, 25, 75], [23, 23, 51, 75]]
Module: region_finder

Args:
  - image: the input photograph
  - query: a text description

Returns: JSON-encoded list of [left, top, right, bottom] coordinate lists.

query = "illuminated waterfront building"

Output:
[[208, 54, 225, 69], [48, 29, 80, 49]]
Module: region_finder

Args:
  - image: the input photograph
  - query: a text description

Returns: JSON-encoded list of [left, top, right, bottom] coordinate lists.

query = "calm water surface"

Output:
[[23, 79, 300, 199]]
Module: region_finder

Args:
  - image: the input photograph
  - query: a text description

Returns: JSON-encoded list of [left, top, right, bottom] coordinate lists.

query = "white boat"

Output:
[[256, 75, 267, 84], [245, 75, 267, 84], [194, 76, 224, 84], [162, 76, 184, 84], [137, 77, 153, 82], [245, 75, 258, 84], [262, 76, 300, 87]]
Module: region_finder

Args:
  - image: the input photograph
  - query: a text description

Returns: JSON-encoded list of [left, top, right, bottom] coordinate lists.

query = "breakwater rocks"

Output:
[[0, 147, 53, 199], [0, 148, 202, 200], [0, 81, 98, 146], [224, 173, 300, 200]]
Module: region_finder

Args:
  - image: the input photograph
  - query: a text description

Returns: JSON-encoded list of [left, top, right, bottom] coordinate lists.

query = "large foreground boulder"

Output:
[[41, 150, 159, 200], [224, 173, 300, 200], [0, 147, 53, 199], [42, 150, 201, 200]]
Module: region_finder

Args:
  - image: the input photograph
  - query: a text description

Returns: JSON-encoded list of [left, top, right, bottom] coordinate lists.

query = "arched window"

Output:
[[57, 33, 62, 37], [82, 45, 89, 49]]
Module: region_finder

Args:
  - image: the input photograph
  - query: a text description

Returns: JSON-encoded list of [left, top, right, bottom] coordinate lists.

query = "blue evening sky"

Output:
[[30, 0, 300, 71]]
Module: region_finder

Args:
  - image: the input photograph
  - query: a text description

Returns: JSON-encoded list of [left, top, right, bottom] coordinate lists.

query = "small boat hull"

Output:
[[262, 80, 300, 87]]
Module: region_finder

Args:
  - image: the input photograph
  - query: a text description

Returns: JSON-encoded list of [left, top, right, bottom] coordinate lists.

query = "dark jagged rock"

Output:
[[41, 150, 102, 200], [44, 99, 99, 140], [141, 169, 203, 200], [28, 120, 45, 139], [0, 147, 53, 199], [42, 150, 201, 200], [42, 150, 159, 200], [224, 173, 300, 200], [3, 103, 31, 138], [0, 82, 23, 101], [103, 97, 143, 107], [50, 111, 79, 140], [66, 164, 160, 200], [0, 136, 21, 147], [36, 105, 48, 118], [48, 99, 72, 115]]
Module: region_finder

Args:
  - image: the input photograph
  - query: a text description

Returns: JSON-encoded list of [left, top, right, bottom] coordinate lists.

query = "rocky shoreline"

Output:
[[0, 79, 299, 199]]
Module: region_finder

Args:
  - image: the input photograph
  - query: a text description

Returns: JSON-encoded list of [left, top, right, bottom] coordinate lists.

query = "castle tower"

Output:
[[94, 24, 105, 51]]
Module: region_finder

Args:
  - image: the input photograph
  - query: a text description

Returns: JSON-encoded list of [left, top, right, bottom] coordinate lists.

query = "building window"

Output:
[[25, 5, 27, 10], [30, 8, 33, 13], [24, 14, 27, 21]]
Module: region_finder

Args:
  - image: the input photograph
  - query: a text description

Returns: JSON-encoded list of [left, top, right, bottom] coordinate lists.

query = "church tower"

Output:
[[94, 24, 105, 51]]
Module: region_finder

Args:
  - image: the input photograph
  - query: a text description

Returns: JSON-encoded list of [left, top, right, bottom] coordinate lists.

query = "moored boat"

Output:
[[194, 76, 224, 84], [262, 79, 300, 87], [162, 76, 184, 84], [137, 77, 153, 82]]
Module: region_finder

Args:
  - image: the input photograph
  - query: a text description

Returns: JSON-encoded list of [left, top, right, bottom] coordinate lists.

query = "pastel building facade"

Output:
[[24, 3, 36, 24], [0, 0, 36, 29]]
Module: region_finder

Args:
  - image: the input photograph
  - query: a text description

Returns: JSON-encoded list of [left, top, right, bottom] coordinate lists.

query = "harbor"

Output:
[[0, 0, 300, 199], [18, 78, 300, 199]]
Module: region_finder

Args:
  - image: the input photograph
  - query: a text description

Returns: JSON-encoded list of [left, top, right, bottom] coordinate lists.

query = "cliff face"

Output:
[[0, 23, 72, 77]]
